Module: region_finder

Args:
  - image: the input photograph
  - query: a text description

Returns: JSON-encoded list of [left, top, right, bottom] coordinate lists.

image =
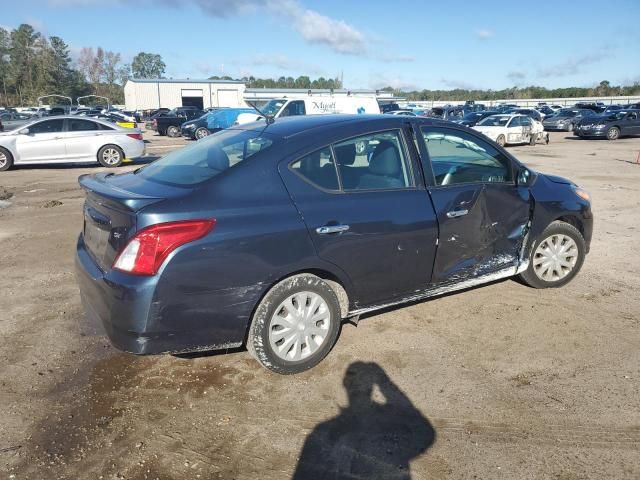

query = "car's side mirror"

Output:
[[18, 128, 29, 135], [517, 167, 531, 186]]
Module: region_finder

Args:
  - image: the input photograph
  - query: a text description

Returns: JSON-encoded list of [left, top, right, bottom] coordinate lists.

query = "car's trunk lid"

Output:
[[78, 171, 189, 271]]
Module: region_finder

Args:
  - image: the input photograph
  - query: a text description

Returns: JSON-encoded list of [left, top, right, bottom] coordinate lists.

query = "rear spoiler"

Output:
[[78, 173, 164, 211]]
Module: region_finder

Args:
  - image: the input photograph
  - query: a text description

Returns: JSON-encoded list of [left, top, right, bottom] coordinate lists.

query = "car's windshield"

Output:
[[604, 111, 628, 121], [461, 113, 482, 121], [556, 109, 577, 117], [478, 116, 509, 126], [138, 129, 275, 186], [260, 99, 287, 116]]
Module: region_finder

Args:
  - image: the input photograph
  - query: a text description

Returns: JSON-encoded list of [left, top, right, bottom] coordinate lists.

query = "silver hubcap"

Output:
[[608, 129, 618, 139], [196, 129, 208, 139], [102, 148, 120, 165], [533, 234, 578, 282], [268, 291, 331, 362], [0, 152, 6, 167]]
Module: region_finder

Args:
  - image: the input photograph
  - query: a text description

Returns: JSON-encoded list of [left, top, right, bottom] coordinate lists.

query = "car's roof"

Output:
[[237, 114, 459, 139], [16, 115, 131, 131]]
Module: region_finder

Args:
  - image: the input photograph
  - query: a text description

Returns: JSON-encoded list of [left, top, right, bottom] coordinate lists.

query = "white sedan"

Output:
[[472, 114, 534, 146], [0, 116, 144, 171]]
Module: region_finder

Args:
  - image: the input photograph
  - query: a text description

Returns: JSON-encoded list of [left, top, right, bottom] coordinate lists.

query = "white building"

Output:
[[124, 79, 246, 111]]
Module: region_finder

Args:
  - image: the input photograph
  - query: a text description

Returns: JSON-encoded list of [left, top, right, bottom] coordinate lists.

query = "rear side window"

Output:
[[333, 131, 413, 191], [69, 119, 99, 131], [422, 127, 512, 186], [290, 147, 339, 190], [139, 129, 274, 186]]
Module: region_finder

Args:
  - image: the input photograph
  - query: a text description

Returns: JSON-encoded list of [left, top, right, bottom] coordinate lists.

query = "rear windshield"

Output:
[[138, 129, 274, 186]]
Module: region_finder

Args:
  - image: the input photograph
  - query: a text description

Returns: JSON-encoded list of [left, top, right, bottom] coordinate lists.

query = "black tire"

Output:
[[158, 128, 166, 136], [97, 145, 124, 168], [518, 221, 586, 289], [194, 127, 209, 140], [167, 126, 180, 138], [0, 147, 14, 171], [606, 127, 620, 141], [496, 135, 506, 147], [247, 274, 342, 375], [529, 134, 536, 146]]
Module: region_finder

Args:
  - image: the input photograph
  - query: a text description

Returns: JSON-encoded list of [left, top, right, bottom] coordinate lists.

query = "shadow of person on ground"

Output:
[[292, 362, 435, 480]]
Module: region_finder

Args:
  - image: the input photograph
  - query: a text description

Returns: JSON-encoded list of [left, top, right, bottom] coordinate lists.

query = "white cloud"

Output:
[[47, 0, 369, 56], [369, 72, 419, 91], [475, 29, 495, 40], [537, 51, 609, 78], [440, 78, 478, 90]]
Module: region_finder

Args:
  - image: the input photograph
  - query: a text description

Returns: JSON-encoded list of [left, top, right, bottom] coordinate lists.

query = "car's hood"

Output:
[[543, 173, 575, 186]]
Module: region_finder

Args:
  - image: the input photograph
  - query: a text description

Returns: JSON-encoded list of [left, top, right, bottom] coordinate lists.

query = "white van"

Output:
[[236, 96, 381, 125]]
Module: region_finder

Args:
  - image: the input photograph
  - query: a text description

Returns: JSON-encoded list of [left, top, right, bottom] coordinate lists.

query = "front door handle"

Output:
[[316, 224, 350, 234], [446, 209, 469, 218]]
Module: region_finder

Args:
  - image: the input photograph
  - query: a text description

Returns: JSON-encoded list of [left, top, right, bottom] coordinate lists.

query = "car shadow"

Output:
[[291, 361, 435, 479], [10, 156, 158, 170]]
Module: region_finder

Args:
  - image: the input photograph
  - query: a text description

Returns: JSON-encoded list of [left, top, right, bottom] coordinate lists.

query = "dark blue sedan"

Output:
[[76, 115, 593, 374]]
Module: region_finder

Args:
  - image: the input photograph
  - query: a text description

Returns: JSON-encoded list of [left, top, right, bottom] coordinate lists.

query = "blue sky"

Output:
[[3, 0, 639, 90]]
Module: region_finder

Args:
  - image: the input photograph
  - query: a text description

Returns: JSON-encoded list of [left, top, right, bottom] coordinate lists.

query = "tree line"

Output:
[[1, 23, 638, 108], [0, 24, 167, 107]]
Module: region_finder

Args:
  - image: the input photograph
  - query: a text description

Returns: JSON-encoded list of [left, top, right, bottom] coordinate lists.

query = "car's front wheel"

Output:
[[247, 274, 342, 374], [606, 127, 620, 140], [518, 221, 586, 289], [167, 126, 180, 138], [194, 127, 209, 140]]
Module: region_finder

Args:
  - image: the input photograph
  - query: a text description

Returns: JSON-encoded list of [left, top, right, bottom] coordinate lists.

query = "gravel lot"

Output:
[[1, 128, 639, 479]]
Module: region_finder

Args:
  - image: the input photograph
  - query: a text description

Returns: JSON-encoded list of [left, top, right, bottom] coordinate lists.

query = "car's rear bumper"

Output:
[[75, 235, 251, 354]]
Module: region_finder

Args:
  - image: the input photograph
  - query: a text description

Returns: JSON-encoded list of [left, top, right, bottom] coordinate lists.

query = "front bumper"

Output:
[[574, 126, 606, 137], [75, 235, 251, 354], [181, 126, 196, 138]]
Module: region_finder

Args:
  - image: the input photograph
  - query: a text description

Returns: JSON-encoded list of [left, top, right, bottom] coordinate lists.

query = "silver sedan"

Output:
[[0, 116, 145, 171]]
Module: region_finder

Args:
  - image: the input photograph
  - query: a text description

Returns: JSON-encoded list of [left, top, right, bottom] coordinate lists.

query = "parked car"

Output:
[[536, 106, 556, 117], [154, 108, 204, 136], [574, 110, 640, 140], [0, 112, 33, 131], [0, 116, 144, 171], [74, 115, 592, 374], [508, 108, 544, 122], [429, 106, 465, 121], [454, 111, 500, 127], [575, 103, 605, 113], [472, 114, 536, 146], [181, 108, 255, 139], [542, 109, 595, 131], [385, 110, 419, 116]]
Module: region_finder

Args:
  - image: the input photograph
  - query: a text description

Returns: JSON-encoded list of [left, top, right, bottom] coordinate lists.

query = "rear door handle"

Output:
[[316, 225, 350, 234], [446, 209, 468, 218]]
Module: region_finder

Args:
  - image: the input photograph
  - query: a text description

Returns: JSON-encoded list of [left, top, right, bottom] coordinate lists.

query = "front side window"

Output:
[[508, 117, 521, 128], [139, 129, 274, 186], [333, 130, 413, 191], [29, 119, 65, 134], [281, 101, 306, 117], [422, 127, 513, 186], [290, 147, 338, 190]]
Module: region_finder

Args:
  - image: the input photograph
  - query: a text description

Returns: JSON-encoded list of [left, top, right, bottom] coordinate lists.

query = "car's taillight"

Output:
[[127, 133, 143, 140], [113, 219, 216, 275], [153, 119, 157, 126]]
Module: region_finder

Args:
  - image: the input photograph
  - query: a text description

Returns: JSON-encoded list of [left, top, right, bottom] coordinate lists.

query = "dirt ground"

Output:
[[1, 128, 639, 480]]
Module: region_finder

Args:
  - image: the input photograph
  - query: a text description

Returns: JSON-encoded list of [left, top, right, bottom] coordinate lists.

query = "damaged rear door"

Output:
[[418, 126, 531, 284]]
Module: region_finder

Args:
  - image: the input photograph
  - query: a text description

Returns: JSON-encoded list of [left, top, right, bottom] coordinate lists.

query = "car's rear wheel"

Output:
[[167, 126, 180, 138], [566, 123, 574, 132], [195, 127, 209, 140], [97, 145, 124, 168], [247, 274, 341, 374], [518, 221, 585, 289], [0, 147, 13, 171], [606, 127, 620, 140], [496, 135, 506, 147]]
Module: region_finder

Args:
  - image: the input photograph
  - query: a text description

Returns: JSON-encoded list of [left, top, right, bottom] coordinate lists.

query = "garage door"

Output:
[[217, 89, 238, 107], [181, 89, 203, 109]]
